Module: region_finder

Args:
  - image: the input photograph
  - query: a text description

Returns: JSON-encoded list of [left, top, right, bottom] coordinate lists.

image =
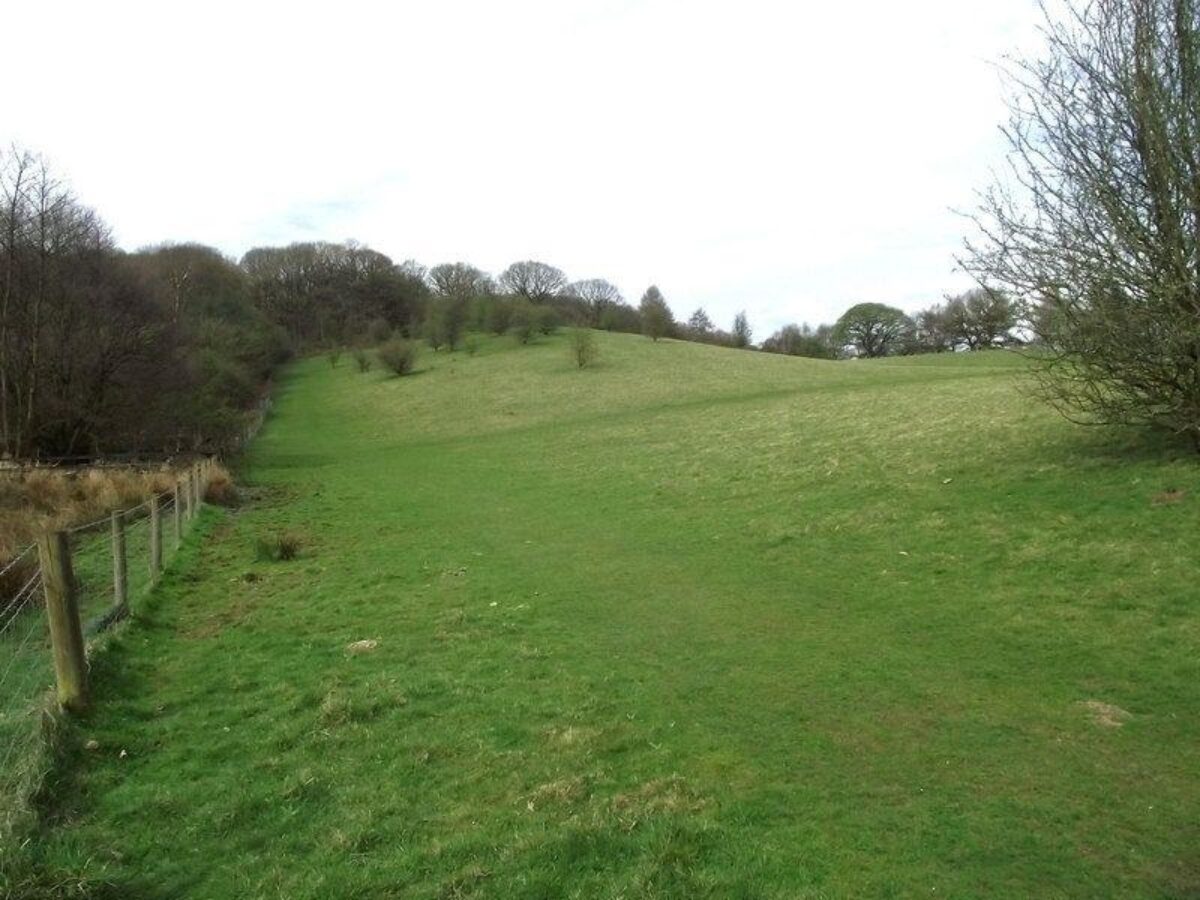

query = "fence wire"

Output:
[[0, 563, 49, 839], [0, 477, 207, 841]]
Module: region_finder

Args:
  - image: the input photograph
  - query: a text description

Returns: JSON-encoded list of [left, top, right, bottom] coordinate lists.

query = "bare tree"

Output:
[[429, 262, 492, 300], [569, 278, 622, 325], [963, 0, 1200, 450], [427, 262, 491, 350], [499, 260, 567, 304]]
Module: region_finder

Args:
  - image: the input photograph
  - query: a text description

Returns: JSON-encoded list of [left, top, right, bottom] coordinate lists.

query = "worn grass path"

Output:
[[10, 333, 1200, 898]]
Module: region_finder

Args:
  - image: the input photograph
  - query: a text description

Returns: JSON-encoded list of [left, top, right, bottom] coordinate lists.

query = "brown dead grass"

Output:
[[1080, 699, 1133, 728], [1151, 488, 1187, 506], [610, 775, 707, 829], [526, 775, 589, 810], [0, 462, 234, 566]]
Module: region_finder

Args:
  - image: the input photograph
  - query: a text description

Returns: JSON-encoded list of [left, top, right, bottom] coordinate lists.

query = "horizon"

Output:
[[4, 0, 1043, 333]]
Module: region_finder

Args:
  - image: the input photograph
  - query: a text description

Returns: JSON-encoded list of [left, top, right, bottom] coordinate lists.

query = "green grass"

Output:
[[9, 332, 1199, 898]]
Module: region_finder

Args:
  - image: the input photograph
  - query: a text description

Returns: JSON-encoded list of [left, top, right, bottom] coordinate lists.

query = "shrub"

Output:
[[535, 307, 559, 336], [509, 301, 536, 344], [377, 339, 418, 376], [352, 348, 372, 373], [568, 329, 598, 368], [327, 349, 341, 368], [485, 297, 513, 335], [257, 531, 302, 562]]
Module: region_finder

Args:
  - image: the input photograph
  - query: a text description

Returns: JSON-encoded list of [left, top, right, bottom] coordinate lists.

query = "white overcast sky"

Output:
[[4, 0, 1044, 335]]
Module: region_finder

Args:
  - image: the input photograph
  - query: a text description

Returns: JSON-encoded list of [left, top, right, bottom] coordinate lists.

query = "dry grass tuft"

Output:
[[205, 464, 238, 507], [526, 775, 589, 810], [610, 775, 707, 829], [543, 725, 599, 747]]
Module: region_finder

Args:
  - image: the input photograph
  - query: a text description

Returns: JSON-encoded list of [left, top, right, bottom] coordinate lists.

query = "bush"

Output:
[[568, 329, 598, 368], [377, 339, 418, 376], [485, 297, 513, 335], [327, 349, 341, 368], [256, 531, 302, 562], [509, 301, 537, 344], [352, 348, 372, 372], [535, 306, 559, 336]]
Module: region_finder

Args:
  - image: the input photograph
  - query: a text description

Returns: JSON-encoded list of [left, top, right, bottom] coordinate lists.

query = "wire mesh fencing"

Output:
[[0, 461, 213, 840], [0, 547, 50, 839]]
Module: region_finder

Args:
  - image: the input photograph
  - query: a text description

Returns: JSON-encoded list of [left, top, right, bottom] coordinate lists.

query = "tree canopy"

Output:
[[833, 303, 912, 357]]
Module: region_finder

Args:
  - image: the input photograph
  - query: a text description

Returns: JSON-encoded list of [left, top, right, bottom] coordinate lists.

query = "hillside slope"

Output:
[[15, 332, 1199, 898]]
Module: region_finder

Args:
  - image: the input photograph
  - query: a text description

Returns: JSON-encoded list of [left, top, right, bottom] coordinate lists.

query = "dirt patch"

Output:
[[1152, 488, 1187, 506], [1080, 699, 1132, 728]]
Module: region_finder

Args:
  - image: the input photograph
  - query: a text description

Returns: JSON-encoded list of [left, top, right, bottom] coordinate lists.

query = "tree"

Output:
[[599, 301, 642, 334], [760, 323, 836, 358], [639, 286, 674, 341], [499, 260, 567, 304], [377, 338, 418, 376], [944, 288, 1016, 350], [242, 241, 427, 346], [686, 308, 714, 337], [834, 303, 912, 357], [0, 148, 203, 457], [426, 262, 489, 350], [963, 0, 1200, 450], [428, 262, 491, 301], [731, 311, 752, 348], [911, 304, 954, 353], [569, 278, 622, 325]]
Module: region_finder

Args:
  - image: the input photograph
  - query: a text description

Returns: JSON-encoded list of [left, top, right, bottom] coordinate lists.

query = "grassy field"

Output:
[[9, 331, 1198, 898]]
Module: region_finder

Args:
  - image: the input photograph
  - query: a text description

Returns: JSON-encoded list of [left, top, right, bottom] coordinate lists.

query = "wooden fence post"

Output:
[[149, 494, 162, 580], [111, 510, 127, 612], [173, 483, 183, 547], [182, 475, 193, 521], [37, 530, 89, 713]]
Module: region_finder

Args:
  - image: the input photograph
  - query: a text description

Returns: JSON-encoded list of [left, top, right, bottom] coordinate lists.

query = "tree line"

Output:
[[0, 145, 1020, 460]]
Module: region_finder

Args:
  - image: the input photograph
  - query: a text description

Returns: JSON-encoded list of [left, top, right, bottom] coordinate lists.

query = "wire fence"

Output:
[[0, 461, 214, 841]]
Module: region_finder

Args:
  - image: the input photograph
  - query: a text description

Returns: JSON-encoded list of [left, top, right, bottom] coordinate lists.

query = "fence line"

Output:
[[0, 458, 218, 840]]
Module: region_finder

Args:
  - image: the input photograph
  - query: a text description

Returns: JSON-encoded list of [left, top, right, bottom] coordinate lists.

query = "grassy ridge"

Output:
[[13, 332, 1199, 898]]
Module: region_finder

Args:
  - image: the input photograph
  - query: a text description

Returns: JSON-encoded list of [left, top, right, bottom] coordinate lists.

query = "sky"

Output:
[[3, 0, 1045, 336]]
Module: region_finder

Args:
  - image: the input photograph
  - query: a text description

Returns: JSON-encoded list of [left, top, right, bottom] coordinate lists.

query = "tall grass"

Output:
[[0, 464, 230, 565]]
